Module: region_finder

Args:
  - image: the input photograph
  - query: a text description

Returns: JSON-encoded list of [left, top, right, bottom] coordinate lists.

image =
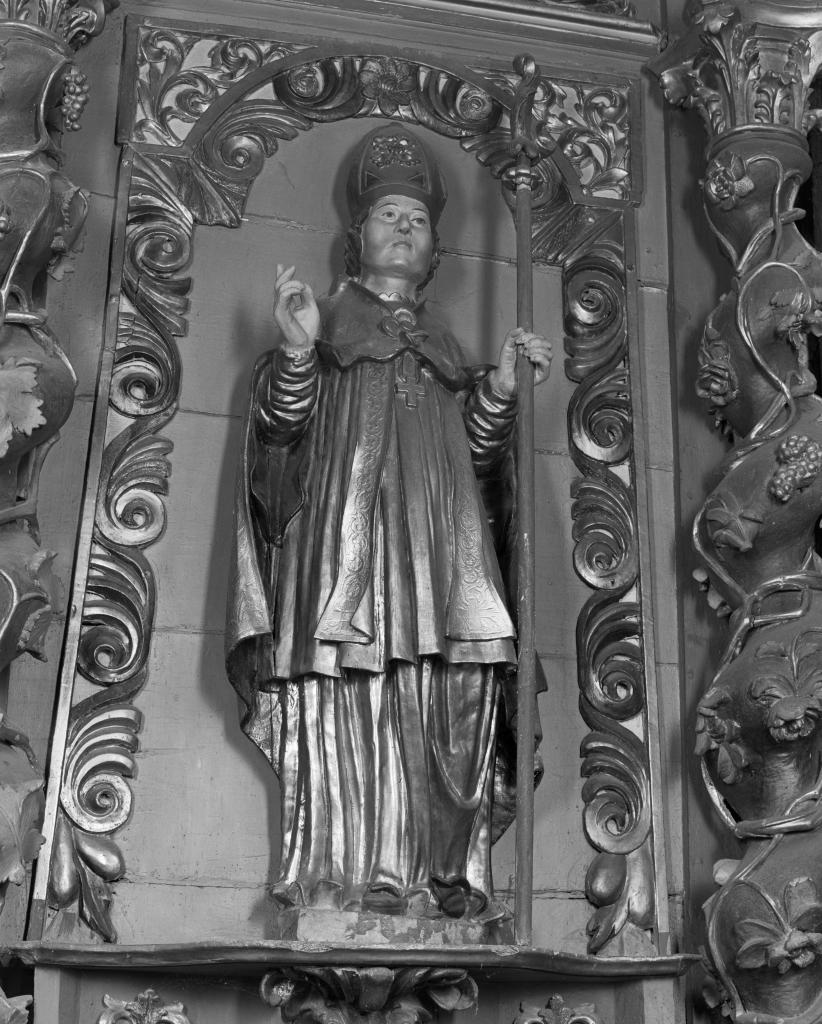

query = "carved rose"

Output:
[[359, 58, 417, 115], [286, 63, 324, 99], [696, 324, 739, 407], [703, 151, 755, 210], [0, 359, 46, 460], [703, 492, 763, 553], [735, 878, 822, 974]]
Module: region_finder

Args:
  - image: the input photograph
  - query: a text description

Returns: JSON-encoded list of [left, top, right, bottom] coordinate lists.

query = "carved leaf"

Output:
[[76, 852, 116, 942], [703, 492, 763, 552], [735, 934, 773, 969], [0, 744, 44, 890], [99, 989, 192, 1024], [0, 359, 46, 459], [0, 990, 32, 1024], [756, 641, 790, 660], [785, 878, 822, 931]]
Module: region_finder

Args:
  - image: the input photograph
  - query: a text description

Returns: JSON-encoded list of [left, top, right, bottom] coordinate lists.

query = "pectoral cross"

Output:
[[395, 351, 426, 408]]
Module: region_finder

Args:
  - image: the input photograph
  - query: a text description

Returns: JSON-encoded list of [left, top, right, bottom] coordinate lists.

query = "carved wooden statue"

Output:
[[226, 124, 551, 933]]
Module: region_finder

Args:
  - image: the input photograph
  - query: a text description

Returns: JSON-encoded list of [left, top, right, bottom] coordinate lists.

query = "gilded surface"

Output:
[[651, 1, 822, 1019], [226, 125, 552, 928]]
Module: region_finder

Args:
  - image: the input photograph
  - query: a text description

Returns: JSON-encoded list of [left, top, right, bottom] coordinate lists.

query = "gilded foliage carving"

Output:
[[125, 23, 633, 231], [651, 0, 822, 1018], [48, 150, 189, 942], [98, 989, 191, 1024], [0, 0, 117, 49], [564, 239, 656, 954], [260, 967, 477, 1024]]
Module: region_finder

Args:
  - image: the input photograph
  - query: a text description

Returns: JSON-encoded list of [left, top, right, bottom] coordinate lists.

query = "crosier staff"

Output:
[[510, 52, 548, 947]]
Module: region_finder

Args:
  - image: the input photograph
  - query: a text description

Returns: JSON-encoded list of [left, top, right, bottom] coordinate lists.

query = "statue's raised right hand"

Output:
[[274, 264, 320, 351]]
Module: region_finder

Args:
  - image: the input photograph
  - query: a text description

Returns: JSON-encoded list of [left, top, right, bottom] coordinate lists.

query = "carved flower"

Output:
[[735, 878, 822, 974], [768, 434, 822, 503], [286, 63, 324, 99], [703, 492, 763, 553], [750, 633, 822, 744], [696, 323, 739, 408], [703, 151, 755, 210], [359, 58, 417, 115], [0, 359, 46, 460], [695, 688, 751, 785]]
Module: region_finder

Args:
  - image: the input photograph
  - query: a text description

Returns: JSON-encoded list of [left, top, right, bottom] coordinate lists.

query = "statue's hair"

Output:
[[344, 210, 441, 292]]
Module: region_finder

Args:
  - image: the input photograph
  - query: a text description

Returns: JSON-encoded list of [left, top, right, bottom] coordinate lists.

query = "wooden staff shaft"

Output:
[[514, 151, 536, 947]]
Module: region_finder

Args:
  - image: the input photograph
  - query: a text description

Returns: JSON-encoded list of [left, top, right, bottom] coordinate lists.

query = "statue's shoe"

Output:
[[361, 883, 406, 915], [431, 875, 471, 918]]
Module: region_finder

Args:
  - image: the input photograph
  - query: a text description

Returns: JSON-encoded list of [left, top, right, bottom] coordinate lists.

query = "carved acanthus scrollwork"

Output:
[[651, 0, 822, 1019], [478, 69, 631, 201], [125, 25, 633, 237], [46, 150, 187, 942], [0, 0, 117, 50], [652, 5, 822, 140], [97, 989, 191, 1024], [565, 242, 655, 954], [260, 967, 477, 1024]]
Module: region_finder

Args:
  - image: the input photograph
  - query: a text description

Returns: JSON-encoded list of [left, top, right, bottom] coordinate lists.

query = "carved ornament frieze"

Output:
[[45, 151, 187, 943], [126, 22, 634, 216]]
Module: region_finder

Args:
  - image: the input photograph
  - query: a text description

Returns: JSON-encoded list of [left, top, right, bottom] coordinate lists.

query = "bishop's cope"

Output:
[[226, 124, 552, 928]]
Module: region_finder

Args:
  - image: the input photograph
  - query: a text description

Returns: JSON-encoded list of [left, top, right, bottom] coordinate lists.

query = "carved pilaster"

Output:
[[0, 0, 117, 928], [650, 2, 822, 1021]]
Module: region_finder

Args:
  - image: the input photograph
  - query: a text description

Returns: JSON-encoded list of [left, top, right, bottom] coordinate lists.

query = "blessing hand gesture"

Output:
[[274, 264, 321, 351]]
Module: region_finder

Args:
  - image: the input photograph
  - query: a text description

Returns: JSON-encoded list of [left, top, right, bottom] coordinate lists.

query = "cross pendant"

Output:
[[395, 352, 426, 409]]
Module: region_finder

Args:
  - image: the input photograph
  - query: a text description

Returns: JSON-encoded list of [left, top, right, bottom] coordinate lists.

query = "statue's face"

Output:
[[360, 194, 433, 285]]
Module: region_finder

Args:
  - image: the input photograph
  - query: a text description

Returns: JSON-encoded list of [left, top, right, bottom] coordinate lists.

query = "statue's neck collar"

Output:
[[343, 277, 425, 313]]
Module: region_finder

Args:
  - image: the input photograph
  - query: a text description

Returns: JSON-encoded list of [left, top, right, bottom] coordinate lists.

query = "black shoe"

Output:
[[361, 883, 405, 915], [431, 875, 470, 918]]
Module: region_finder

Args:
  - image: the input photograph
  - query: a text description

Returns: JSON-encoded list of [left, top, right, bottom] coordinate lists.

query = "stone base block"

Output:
[[272, 907, 513, 945]]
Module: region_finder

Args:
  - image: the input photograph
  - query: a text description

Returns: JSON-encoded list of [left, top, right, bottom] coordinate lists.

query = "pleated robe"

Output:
[[226, 279, 518, 913]]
